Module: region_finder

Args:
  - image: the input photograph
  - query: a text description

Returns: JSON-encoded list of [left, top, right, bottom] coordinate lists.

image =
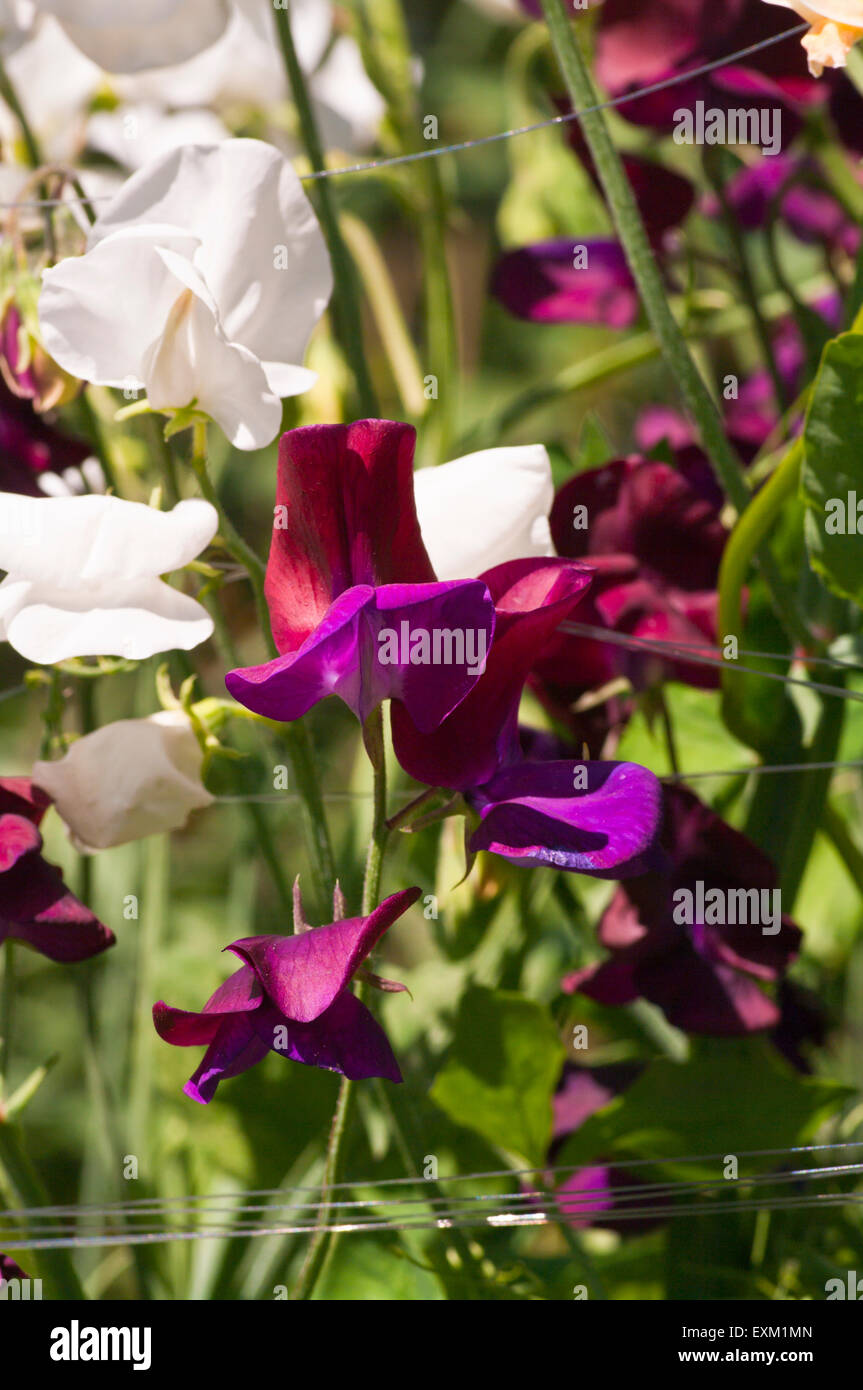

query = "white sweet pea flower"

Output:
[[0, 16, 100, 164], [762, 1, 863, 75], [38, 140, 333, 450], [33, 710, 214, 852], [413, 445, 555, 581], [0, 493, 217, 662], [35, 0, 230, 74], [87, 103, 231, 172]]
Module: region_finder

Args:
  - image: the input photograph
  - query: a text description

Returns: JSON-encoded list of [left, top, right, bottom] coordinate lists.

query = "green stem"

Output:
[[189, 422, 336, 912], [273, 3, 378, 417], [293, 709, 390, 1299], [0, 53, 40, 169], [538, 0, 806, 645], [0, 942, 13, 1099], [456, 277, 833, 453]]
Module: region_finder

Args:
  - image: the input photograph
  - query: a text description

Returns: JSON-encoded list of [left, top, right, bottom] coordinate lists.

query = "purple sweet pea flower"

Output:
[[0, 778, 114, 962], [543, 1062, 662, 1231], [491, 239, 640, 327], [562, 785, 801, 1036], [153, 886, 420, 1103], [0, 1253, 28, 1283], [529, 455, 727, 720], [594, 0, 818, 133], [225, 421, 495, 730], [467, 759, 662, 878], [391, 557, 594, 789], [0, 378, 92, 496]]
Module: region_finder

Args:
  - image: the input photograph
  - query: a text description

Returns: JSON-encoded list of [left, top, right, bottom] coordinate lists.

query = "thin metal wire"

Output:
[[0, 23, 809, 209], [5, 1161, 862, 1237], [4, 1139, 863, 1222], [559, 621, 863, 706]]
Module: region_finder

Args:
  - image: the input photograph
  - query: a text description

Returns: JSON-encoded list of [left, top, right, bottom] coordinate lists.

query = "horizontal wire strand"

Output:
[[0, 24, 809, 209]]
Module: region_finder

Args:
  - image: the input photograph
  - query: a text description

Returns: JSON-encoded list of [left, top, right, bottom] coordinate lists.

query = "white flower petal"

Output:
[[89, 141, 333, 379], [39, 226, 201, 386], [0, 493, 217, 584], [414, 445, 555, 581], [32, 709, 214, 851], [39, 0, 230, 74], [3, 576, 214, 662], [87, 103, 230, 172], [311, 37, 386, 151]]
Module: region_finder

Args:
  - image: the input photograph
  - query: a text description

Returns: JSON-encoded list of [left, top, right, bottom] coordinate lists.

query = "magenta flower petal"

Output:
[[184, 1012, 271, 1105], [468, 759, 662, 877], [392, 558, 593, 790], [491, 240, 639, 327], [226, 580, 495, 730], [153, 966, 263, 1047], [253, 990, 402, 1083], [0, 813, 43, 871], [0, 780, 115, 963], [227, 887, 421, 1023]]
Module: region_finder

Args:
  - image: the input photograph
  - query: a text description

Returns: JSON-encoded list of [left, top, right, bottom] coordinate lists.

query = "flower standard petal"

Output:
[[413, 444, 555, 581], [227, 887, 421, 1023], [39, 0, 231, 74]]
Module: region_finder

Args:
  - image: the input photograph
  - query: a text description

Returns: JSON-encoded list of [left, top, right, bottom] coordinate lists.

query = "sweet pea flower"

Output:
[[763, 0, 863, 74], [529, 455, 728, 716], [0, 377, 92, 495], [225, 421, 495, 731], [0, 777, 114, 961], [0, 492, 217, 663], [35, 1, 230, 74], [154, 886, 420, 1102], [39, 140, 333, 450], [391, 557, 594, 790], [33, 711, 214, 852], [562, 785, 802, 1035], [412, 444, 554, 581]]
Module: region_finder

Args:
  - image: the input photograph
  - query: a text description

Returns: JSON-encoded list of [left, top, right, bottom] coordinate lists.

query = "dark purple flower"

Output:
[[0, 778, 114, 962], [466, 759, 662, 878], [0, 378, 92, 496], [491, 239, 640, 327], [594, 0, 818, 134], [225, 421, 495, 729], [0, 1253, 28, 1283], [562, 785, 801, 1036], [391, 557, 594, 790], [153, 887, 420, 1103], [530, 456, 727, 712], [0, 302, 79, 413]]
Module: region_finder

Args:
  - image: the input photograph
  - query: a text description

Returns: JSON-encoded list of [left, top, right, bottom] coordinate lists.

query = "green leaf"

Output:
[[555, 1037, 850, 1178], [802, 331, 863, 606], [314, 1237, 444, 1301], [430, 986, 565, 1166]]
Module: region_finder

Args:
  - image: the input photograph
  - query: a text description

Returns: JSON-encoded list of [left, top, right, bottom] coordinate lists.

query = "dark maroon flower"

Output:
[[594, 0, 817, 134], [491, 239, 640, 327], [0, 1253, 28, 1283], [0, 378, 92, 496], [154, 887, 420, 1102], [530, 456, 727, 710], [562, 785, 801, 1036], [225, 422, 495, 730], [0, 778, 114, 962]]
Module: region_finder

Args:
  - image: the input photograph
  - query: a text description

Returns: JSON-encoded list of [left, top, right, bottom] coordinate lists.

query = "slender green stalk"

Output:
[[539, 0, 806, 645], [0, 55, 40, 168], [456, 276, 833, 453], [272, 4, 378, 417], [189, 423, 336, 911], [293, 710, 390, 1299], [0, 942, 14, 1099]]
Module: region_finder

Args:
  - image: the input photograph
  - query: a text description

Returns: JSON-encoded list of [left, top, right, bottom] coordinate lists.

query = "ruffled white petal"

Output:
[[1, 576, 214, 662], [32, 709, 214, 851], [0, 493, 217, 584], [414, 445, 555, 581], [38, 0, 230, 74]]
